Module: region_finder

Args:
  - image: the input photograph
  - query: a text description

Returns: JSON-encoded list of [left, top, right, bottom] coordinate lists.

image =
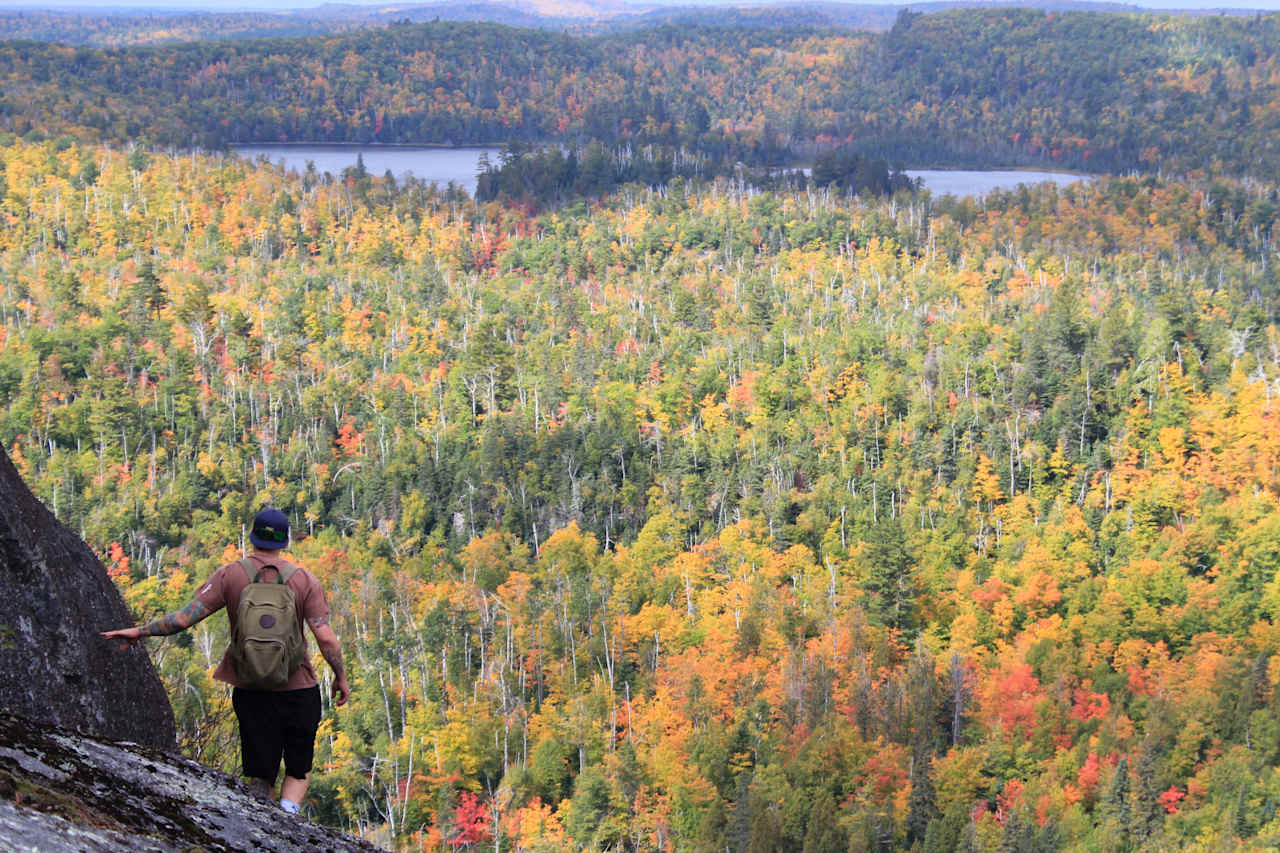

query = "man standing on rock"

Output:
[[101, 508, 350, 815]]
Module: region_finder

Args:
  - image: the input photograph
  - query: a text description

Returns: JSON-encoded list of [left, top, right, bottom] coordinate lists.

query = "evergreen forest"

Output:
[[4, 5, 1280, 852]]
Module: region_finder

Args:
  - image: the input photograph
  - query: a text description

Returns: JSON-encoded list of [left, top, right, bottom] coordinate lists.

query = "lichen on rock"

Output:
[[0, 711, 386, 852]]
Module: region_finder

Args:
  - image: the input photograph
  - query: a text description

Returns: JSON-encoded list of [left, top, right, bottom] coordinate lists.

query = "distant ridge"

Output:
[[605, 1, 1265, 33], [0, 0, 1269, 46]]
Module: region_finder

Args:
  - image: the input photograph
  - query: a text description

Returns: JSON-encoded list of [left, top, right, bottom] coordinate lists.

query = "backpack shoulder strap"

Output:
[[237, 557, 256, 584], [275, 561, 300, 585]]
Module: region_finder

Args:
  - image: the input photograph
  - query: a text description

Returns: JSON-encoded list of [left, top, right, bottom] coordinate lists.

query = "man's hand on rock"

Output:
[[99, 626, 143, 650]]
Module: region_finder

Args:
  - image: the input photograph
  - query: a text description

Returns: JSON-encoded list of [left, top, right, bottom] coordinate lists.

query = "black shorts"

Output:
[[232, 685, 323, 782]]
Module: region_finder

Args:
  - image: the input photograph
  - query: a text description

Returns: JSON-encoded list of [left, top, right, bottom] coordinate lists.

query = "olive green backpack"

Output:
[[230, 557, 306, 690]]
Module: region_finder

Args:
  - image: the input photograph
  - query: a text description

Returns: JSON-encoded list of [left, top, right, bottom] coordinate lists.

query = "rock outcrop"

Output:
[[0, 445, 175, 747], [0, 711, 385, 852]]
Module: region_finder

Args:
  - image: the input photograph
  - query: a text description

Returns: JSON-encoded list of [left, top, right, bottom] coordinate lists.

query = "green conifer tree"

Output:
[[905, 744, 938, 848], [1130, 739, 1164, 843], [802, 790, 846, 853], [998, 808, 1032, 853], [922, 804, 967, 853], [694, 796, 728, 853], [1100, 756, 1131, 852]]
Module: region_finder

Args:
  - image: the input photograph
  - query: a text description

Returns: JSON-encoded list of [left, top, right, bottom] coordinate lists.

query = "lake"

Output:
[[905, 169, 1091, 197], [232, 144, 502, 196], [232, 145, 1091, 199]]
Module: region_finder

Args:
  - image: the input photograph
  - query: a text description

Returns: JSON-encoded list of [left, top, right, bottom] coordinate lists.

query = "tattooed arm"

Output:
[[100, 600, 215, 649], [308, 614, 350, 706]]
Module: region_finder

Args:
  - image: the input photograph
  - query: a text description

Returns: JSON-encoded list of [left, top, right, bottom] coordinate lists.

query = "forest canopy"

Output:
[[4, 131, 1280, 847]]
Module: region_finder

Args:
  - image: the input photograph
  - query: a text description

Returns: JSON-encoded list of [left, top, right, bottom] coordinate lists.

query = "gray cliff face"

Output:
[[0, 712, 386, 852], [0, 445, 175, 747]]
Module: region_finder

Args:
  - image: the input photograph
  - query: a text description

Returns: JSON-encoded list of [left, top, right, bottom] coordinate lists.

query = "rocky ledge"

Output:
[[0, 712, 385, 852]]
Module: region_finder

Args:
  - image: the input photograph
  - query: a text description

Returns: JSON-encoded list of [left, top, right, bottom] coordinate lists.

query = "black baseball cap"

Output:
[[250, 508, 290, 550]]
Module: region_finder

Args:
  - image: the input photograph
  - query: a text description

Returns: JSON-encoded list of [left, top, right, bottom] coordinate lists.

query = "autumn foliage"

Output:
[[3, 127, 1280, 851]]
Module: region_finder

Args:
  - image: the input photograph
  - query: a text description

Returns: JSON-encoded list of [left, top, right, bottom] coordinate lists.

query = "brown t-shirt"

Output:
[[196, 551, 331, 691]]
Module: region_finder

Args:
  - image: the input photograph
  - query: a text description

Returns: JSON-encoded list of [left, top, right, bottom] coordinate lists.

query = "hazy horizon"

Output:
[[1, 0, 1278, 13]]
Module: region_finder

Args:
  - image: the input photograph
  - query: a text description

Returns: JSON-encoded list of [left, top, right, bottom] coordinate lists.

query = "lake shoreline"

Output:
[[230, 144, 1095, 199], [230, 141, 512, 151], [905, 165, 1099, 177], [905, 168, 1094, 197], [231, 143, 505, 195]]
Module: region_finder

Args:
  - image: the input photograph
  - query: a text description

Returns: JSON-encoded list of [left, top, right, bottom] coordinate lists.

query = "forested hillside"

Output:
[[5, 132, 1280, 849], [0, 3, 559, 48], [1, 10, 1278, 177], [0, 2, 1158, 48]]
